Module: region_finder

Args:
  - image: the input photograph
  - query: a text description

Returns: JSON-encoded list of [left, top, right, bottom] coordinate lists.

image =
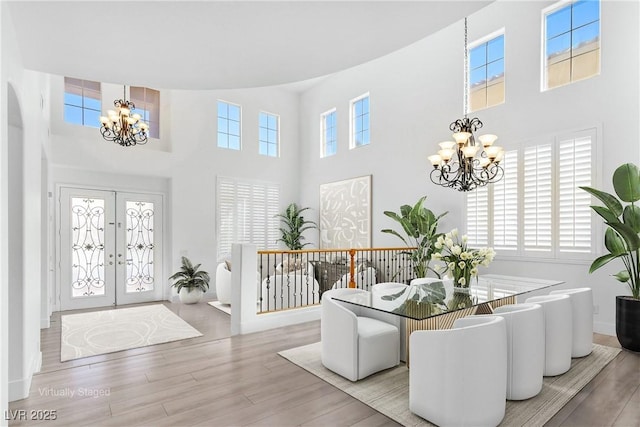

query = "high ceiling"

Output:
[[6, 1, 491, 90]]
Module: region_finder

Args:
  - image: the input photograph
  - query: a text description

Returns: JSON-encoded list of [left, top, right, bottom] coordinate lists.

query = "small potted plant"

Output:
[[581, 163, 640, 352], [169, 256, 210, 304]]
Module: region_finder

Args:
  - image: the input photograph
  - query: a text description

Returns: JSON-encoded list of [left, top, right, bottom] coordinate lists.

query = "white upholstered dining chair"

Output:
[[525, 294, 573, 376], [409, 315, 507, 427], [321, 288, 400, 381], [550, 287, 593, 357], [492, 303, 545, 400]]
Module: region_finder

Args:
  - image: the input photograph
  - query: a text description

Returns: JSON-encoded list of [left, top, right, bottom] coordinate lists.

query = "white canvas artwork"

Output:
[[319, 175, 371, 249]]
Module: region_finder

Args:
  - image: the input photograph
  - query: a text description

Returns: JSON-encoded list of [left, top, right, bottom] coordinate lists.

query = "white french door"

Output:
[[59, 187, 163, 311]]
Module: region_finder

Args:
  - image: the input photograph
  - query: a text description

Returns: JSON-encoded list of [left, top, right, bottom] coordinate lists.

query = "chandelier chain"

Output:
[[463, 17, 469, 118]]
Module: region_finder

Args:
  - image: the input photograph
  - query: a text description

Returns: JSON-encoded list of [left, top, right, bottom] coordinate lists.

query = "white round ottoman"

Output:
[[550, 288, 593, 357], [525, 294, 573, 376], [493, 303, 545, 400]]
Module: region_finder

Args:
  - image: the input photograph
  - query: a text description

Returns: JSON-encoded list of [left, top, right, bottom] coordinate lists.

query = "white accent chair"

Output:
[[550, 287, 593, 357], [409, 315, 507, 427], [525, 294, 573, 376], [492, 303, 545, 400], [321, 288, 400, 381], [215, 262, 232, 305]]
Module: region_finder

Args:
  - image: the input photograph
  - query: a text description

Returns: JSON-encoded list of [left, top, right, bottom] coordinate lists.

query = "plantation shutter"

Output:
[[523, 144, 553, 252], [216, 177, 281, 259], [265, 185, 280, 248], [558, 134, 593, 253], [466, 185, 489, 246], [493, 150, 518, 251]]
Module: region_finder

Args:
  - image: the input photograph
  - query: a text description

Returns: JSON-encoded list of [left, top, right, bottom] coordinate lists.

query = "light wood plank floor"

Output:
[[8, 300, 640, 426]]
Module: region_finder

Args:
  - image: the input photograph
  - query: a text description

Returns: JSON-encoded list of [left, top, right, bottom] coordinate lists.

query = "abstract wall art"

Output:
[[319, 175, 371, 249]]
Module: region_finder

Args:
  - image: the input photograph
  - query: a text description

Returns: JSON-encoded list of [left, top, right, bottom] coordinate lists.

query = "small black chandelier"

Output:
[[99, 86, 149, 147], [428, 18, 504, 192]]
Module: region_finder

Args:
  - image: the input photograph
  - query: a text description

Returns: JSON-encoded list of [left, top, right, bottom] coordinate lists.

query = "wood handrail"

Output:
[[257, 247, 417, 254], [257, 246, 419, 290]]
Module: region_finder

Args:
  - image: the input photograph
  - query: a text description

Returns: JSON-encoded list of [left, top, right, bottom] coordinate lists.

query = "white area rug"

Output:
[[207, 300, 231, 315], [279, 342, 620, 426], [61, 304, 202, 362]]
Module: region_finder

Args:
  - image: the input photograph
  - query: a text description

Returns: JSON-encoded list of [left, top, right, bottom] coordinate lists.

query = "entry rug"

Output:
[[61, 304, 202, 362], [279, 342, 620, 426]]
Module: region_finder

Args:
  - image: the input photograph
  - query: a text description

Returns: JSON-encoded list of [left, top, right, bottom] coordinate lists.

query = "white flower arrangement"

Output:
[[434, 229, 496, 287]]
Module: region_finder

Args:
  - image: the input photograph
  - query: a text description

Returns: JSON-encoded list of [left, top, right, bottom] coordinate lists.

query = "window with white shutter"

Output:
[[493, 150, 518, 251], [466, 185, 489, 246], [465, 127, 597, 261], [216, 177, 280, 259]]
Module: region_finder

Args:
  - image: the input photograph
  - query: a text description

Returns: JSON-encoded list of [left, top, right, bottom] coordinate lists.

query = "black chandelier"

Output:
[[99, 86, 149, 147], [428, 18, 504, 192]]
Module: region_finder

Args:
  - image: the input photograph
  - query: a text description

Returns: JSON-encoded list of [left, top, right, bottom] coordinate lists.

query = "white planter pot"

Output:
[[179, 287, 203, 304]]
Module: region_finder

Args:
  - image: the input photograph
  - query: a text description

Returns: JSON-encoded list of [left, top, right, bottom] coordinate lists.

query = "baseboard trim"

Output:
[[8, 351, 40, 402], [33, 351, 42, 374], [594, 320, 616, 337], [237, 306, 320, 335]]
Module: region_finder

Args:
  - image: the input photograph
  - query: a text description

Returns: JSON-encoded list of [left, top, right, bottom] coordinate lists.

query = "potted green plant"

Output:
[[276, 203, 317, 250], [381, 196, 447, 279], [580, 162, 640, 351], [169, 256, 210, 304]]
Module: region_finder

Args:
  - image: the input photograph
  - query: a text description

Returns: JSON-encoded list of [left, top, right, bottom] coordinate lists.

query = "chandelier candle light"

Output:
[[428, 18, 504, 192], [99, 86, 149, 147]]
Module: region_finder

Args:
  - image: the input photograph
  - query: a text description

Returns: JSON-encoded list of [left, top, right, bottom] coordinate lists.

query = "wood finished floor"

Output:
[[8, 300, 640, 426]]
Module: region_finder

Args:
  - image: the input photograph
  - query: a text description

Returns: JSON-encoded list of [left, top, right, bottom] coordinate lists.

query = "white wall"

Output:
[[1, 2, 50, 408], [297, 0, 639, 335], [1, 3, 9, 417]]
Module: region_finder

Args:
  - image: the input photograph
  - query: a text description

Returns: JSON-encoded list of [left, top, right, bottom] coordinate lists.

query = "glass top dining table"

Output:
[[332, 274, 565, 321]]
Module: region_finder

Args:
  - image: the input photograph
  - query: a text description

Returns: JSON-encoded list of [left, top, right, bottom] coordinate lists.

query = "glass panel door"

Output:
[[59, 188, 163, 310], [60, 188, 116, 310], [115, 192, 163, 305]]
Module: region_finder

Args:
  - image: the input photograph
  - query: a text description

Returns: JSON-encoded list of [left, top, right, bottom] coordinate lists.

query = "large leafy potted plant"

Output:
[[276, 203, 317, 250], [580, 163, 640, 351], [169, 256, 210, 304], [381, 196, 447, 279]]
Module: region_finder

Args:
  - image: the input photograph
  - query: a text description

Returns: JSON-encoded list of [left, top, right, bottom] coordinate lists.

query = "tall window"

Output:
[[543, 0, 600, 90], [64, 77, 101, 127], [217, 101, 241, 150], [469, 32, 505, 112], [321, 109, 337, 158], [216, 177, 280, 258], [465, 128, 596, 260], [130, 86, 160, 139], [350, 93, 370, 148], [259, 112, 279, 157]]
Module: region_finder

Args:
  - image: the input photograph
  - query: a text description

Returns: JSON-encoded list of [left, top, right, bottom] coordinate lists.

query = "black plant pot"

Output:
[[616, 295, 640, 352]]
